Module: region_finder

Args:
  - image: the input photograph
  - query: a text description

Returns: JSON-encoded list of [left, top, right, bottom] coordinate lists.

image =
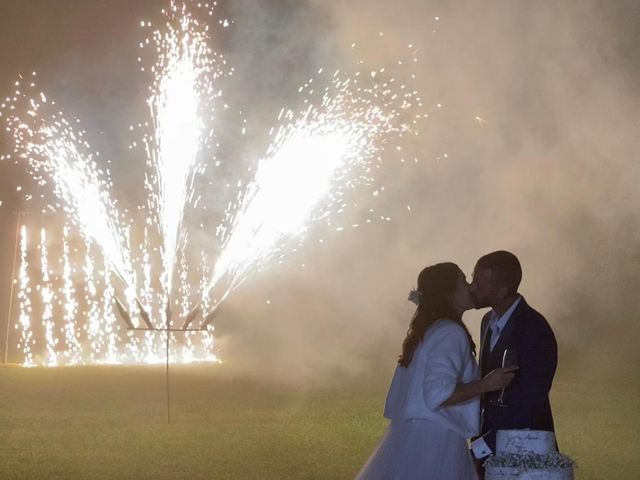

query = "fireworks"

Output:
[[208, 78, 406, 306], [13, 223, 217, 366], [9, 105, 135, 288], [2, 1, 424, 366], [39, 228, 58, 366], [62, 225, 82, 364], [145, 2, 221, 297], [16, 226, 35, 367]]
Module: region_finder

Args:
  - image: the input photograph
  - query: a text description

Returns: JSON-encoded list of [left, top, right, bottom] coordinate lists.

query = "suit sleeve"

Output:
[[516, 317, 558, 399], [422, 324, 469, 410], [502, 315, 558, 432]]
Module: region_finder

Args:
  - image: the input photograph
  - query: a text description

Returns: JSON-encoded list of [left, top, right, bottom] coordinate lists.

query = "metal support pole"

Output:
[[114, 299, 208, 425], [166, 319, 171, 424], [4, 212, 22, 364]]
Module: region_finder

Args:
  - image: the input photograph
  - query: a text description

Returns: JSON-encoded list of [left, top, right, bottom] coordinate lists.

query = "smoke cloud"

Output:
[[1, 0, 639, 384], [211, 0, 640, 384]]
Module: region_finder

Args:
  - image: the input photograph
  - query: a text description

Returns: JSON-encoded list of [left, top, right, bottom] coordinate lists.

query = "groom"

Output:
[[468, 251, 558, 468]]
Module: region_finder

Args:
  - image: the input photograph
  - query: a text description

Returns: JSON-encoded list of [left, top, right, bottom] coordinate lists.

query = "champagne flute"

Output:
[[490, 347, 519, 407]]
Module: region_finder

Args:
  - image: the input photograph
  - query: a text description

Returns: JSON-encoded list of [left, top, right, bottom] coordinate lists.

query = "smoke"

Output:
[[1, 0, 639, 383], [206, 0, 640, 384]]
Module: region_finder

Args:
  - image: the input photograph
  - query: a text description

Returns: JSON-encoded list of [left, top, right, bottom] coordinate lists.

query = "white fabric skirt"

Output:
[[355, 419, 477, 480]]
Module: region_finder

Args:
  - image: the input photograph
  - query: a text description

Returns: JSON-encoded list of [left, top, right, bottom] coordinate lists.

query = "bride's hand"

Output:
[[481, 367, 518, 392]]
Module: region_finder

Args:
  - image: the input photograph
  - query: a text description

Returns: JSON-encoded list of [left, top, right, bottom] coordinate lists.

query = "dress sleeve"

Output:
[[422, 323, 469, 410]]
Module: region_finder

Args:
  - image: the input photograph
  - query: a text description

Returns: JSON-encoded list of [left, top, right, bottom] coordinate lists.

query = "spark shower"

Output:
[[2, 1, 424, 366]]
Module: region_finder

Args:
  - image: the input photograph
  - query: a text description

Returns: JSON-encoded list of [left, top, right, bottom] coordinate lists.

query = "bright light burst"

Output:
[[144, 2, 222, 296], [2, 1, 424, 366], [209, 79, 405, 303], [10, 111, 134, 289]]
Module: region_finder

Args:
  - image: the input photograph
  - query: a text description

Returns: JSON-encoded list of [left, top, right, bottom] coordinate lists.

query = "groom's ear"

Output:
[[497, 285, 509, 299]]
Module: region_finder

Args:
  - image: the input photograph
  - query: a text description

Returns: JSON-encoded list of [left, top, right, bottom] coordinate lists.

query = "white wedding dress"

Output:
[[355, 319, 480, 480]]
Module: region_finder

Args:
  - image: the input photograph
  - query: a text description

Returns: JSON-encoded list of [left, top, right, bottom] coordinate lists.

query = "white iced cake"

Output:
[[484, 430, 575, 480]]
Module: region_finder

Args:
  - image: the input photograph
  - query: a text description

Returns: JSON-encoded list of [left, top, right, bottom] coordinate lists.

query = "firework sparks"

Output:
[[16, 226, 35, 367], [207, 72, 419, 309], [39, 228, 58, 366], [7, 98, 135, 289], [62, 225, 82, 364], [83, 242, 102, 362], [144, 2, 220, 297], [2, 1, 423, 366]]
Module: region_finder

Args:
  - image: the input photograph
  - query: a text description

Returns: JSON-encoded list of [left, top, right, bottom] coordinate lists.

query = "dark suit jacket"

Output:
[[479, 297, 558, 452]]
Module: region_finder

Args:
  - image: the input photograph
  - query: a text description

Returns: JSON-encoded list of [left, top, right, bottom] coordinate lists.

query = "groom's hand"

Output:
[[482, 367, 518, 392]]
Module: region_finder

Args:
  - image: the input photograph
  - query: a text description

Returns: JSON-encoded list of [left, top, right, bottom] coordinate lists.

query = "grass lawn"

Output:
[[0, 364, 637, 479]]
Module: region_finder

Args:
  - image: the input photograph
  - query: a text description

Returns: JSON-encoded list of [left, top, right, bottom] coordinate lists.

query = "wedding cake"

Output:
[[484, 430, 575, 480]]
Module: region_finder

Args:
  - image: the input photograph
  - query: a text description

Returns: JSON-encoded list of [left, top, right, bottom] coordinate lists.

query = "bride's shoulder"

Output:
[[424, 319, 467, 342]]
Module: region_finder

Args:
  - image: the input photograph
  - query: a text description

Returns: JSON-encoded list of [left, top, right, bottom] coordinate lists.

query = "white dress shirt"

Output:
[[489, 296, 522, 351], [383, 319, 480, 439]]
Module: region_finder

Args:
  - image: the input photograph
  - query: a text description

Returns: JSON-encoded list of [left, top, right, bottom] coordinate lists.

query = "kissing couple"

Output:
[[355, 251, 558, 480]]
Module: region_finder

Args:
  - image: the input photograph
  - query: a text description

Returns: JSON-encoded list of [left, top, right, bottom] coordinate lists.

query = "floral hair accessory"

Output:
[[408, 289, 422, 306]]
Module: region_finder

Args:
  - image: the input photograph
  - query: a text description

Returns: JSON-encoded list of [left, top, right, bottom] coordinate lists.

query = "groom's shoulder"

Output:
[[517, 300, 555, 334], [518, 299, 547, 322]]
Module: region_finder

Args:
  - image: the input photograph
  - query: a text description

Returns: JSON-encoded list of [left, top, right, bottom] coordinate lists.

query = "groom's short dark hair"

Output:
[[477, 250, 522, 295]]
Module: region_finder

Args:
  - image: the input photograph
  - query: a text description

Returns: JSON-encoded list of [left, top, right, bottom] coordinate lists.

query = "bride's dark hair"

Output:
[[398, 262, 476, 367]]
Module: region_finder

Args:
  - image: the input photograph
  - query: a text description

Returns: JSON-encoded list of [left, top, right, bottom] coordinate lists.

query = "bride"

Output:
[[355, 262, 516, 480]]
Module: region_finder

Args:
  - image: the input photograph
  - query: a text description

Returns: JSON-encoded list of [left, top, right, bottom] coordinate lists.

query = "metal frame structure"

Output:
[[115, 301, 212, 424]]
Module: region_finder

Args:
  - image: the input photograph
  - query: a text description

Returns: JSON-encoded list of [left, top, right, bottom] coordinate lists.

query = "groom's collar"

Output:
[[489, 295, 522, 330]]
